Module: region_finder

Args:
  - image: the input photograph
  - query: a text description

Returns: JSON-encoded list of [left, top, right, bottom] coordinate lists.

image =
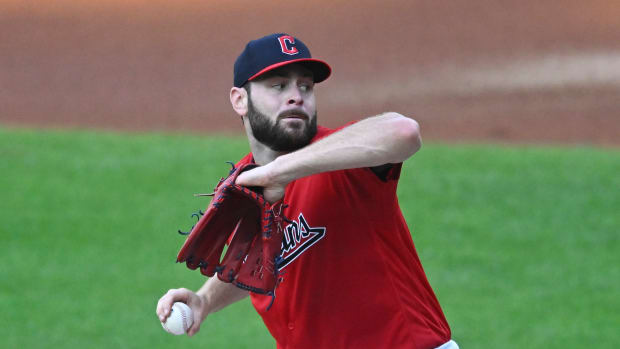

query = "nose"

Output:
[[287, 86, 303, 106]]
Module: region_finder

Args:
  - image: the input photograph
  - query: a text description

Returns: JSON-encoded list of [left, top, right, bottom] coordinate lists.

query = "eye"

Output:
[[272, 83, 285, 90], [299, 82, 314, 92]]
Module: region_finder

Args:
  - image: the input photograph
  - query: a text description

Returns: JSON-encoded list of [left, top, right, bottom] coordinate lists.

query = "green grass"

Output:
[[1, 127, 618, 348]]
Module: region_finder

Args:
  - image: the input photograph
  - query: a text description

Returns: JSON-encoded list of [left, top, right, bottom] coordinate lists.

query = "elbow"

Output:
[[384, 112, 422, 162]]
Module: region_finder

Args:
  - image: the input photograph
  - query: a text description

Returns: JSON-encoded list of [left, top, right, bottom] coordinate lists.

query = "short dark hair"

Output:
[[242, 83, 251, 98]]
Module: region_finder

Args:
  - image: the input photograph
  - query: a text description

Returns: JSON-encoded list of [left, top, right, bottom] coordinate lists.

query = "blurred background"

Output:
[[1, 1, 619, 348], [1, 0, 619, 145]]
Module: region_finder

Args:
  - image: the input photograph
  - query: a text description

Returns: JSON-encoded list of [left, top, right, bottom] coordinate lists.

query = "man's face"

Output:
[[245, 64, 318, 152]]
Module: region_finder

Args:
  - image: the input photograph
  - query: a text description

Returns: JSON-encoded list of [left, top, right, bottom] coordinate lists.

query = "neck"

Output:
[[248, 136, 287, 165]]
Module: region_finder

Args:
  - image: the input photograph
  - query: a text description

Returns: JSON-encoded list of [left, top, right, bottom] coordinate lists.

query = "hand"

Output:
[[235, 164, 287, 204], [156, 288, 207, 336]]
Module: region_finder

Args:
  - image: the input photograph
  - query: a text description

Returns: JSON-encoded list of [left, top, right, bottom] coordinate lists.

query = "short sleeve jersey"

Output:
[[236, 124, 451, 349]]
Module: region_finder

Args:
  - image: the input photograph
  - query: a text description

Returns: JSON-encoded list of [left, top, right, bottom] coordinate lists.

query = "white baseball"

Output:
[[161, 302, 194, 335]]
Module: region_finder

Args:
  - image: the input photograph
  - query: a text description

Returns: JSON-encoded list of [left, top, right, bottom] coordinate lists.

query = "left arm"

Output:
[[236, 112, 421, 202]]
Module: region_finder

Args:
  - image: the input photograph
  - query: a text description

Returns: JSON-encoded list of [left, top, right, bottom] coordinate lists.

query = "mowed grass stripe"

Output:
[[0, 128, 272, 349], [400, 145, 619, 347], [1, 127, 618, 348]]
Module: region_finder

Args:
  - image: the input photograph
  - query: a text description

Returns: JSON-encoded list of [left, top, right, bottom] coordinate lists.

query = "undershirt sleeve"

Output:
[[369, 163, 402, 182]]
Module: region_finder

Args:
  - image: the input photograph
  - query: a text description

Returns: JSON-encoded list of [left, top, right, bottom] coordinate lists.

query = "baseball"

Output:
[[161, 302, 194, 335]]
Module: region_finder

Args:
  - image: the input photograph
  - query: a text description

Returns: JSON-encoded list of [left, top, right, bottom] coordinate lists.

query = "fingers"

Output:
[[263, 186, 285, 204], [236, 167, 285, 203], [187, 320, 201, 337], [235, 165, 268, 187], [186, 292, 207, 337], [234, 170, 254, 187], [156, 288, 191, 323], [157, 288, 207, 337]]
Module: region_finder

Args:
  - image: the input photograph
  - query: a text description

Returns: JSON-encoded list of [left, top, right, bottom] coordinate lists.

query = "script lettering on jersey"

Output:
[[277, 35, 299, 55], [279, 213, 326, 270]]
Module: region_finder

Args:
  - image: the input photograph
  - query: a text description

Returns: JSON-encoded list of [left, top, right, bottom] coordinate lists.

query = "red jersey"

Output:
[[236, 125, 451, 349]]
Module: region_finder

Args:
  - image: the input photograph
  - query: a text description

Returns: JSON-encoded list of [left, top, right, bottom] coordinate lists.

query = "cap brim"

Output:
[[248, 58, 331, 84]]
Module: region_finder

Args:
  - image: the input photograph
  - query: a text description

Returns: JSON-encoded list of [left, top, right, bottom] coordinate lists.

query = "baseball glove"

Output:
[[176, 163, 287, 309]]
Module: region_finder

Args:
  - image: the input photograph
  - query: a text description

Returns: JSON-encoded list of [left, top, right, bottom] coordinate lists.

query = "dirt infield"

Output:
[[2, 0, 619, 146]]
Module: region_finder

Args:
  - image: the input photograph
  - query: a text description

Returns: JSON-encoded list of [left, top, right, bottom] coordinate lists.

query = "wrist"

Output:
[[270, 154, 296, 186], [196, 289, 212, 318]]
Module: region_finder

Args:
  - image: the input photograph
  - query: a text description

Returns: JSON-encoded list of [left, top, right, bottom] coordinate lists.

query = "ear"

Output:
[[230, 87, 248, 117]]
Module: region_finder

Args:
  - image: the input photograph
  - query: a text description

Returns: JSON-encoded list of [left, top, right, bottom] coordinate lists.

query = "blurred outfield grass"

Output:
[[0, 127, 618, 348]]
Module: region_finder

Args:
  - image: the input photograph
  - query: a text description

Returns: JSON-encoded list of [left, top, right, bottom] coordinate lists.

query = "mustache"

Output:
[[278, 109, 310, 120]]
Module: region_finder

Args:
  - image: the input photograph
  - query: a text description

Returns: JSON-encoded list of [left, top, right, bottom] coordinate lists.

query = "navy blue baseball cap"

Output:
[[233, 33, 331, 88]]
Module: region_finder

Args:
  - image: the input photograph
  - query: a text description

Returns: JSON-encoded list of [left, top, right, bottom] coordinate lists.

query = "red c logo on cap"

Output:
[[278, 35, 299, 55]]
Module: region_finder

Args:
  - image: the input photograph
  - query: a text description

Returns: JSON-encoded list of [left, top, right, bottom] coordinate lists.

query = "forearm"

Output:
[[197, 277, 250, 315], [273, 112, 421, 183]]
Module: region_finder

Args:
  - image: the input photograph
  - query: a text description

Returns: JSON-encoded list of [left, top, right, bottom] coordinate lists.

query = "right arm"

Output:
[[156, 277, 249, 336]]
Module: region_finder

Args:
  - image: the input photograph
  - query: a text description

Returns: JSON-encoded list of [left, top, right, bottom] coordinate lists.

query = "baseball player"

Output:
[[157, 33, 459, 349]]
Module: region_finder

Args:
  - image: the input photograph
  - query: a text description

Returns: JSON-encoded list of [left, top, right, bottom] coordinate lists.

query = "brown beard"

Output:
[[247, 98, 318, 152]]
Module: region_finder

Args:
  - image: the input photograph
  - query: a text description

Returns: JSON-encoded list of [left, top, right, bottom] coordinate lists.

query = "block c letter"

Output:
[[278, 35, 299, 55]]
